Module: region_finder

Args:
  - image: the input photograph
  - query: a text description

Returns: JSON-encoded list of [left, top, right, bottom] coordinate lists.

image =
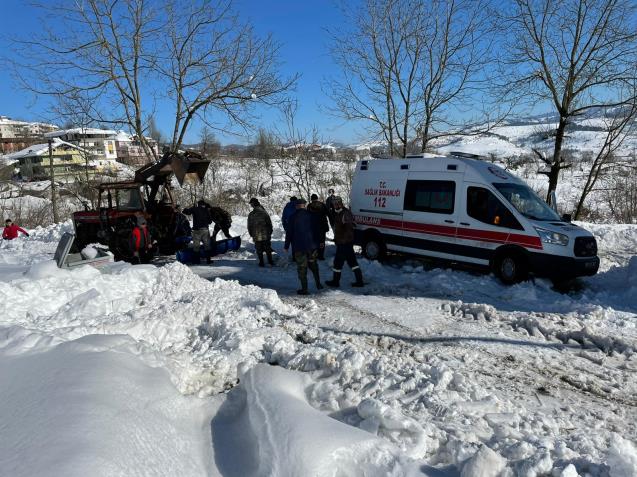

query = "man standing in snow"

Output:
[[183, 200, 213, 264], [247, 198, 274, 267], [2, 219, 29, 240], [283, 199, 324, 295], [173, 205, 192, 249], [325, 197, 364, 288], [281, 196, 298, 234], [130, 215, 153, 264], [307, 194, 329, 260], [325, 188, 338, 229]]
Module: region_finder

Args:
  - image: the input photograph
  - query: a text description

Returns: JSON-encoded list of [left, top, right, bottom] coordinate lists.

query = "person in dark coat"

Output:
[[325, 188, 338, 228], [130, 214, 153, 264], [2, 219, 29, 240], [208, 206, 233, 240], [173, 205, 192, 249], [283, 199, 324, 295], [325, 197, 364, 288], [247, 198, 274, 267], [307, 193, 329, 260], [183, 200, 212, 264], [281, 196, 298, 233]]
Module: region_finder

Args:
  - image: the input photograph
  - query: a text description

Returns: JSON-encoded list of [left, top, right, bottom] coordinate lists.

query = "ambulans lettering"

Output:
[[354, 215, 381, 225]]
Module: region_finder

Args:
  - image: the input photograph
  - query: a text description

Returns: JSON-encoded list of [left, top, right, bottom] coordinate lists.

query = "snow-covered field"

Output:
[[1, 216, 636, 476]]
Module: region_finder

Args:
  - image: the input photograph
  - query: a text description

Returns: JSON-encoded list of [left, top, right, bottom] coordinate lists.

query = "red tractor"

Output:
[[72, 150, 210, 260]]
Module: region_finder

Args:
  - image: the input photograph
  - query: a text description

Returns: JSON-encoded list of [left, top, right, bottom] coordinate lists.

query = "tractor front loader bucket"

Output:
[[171, 153, 210, 186]]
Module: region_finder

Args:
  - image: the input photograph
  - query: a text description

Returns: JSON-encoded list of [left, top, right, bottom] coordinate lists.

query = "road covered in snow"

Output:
[[1, 219, 636, 476]]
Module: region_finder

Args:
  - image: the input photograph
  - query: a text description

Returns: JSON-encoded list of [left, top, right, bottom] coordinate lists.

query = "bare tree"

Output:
[[328, 0, 496, 157], [573, 97, 637, 219], [501, 0, 637, 204], [417, 0, 501, 151], [328, 0, 414, 156], [14, 0, 161, 160], [274, 103, 332, 200], [159, 0, 297, 152], [14, 0, 296, 160], [147, 115, 164, 146], [51, 92, 100, 207]]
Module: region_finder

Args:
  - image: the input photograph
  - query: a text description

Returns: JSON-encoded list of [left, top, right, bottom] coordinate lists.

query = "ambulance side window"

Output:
[[466, 187, 523, 229], [404, 180, 455, 214]]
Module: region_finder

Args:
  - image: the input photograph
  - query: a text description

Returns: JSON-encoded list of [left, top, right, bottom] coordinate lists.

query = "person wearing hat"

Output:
[[247, 198, 274, 267], [129, 214, 153, 264], [2, 219, 29, 240], [307, 193, 329, 260], [283, 198, 324, 295], [183, 200, 213, 264], [325, 197, 365, 288]]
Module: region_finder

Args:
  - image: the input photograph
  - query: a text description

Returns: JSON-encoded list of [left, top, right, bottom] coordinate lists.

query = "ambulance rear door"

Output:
[[351, 164, 406, 244]]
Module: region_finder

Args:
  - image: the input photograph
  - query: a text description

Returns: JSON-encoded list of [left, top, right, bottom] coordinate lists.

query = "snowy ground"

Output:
[[1, 218, 636, 476]]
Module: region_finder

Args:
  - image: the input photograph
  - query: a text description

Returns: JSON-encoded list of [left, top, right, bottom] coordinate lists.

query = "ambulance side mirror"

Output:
[[561, 213, 572, 223]]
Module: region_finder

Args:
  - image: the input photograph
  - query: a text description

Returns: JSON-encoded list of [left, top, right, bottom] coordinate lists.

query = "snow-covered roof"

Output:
[[3, 138, 89, 160], [0, 116, 57, 128], [44, 127, 117, 138]]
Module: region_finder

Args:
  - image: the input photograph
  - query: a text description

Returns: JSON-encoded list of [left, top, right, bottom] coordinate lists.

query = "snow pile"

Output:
[[3, 259, 299, 396], [237, 364, 418, 476], [1, 220, 636, 475], [0, 329, 217, 477], [81, 245, 99, 259]]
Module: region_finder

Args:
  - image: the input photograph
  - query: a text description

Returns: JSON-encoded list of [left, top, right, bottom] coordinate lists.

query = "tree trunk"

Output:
[[420, 119, 430, 153], [547, 116, 567, 205]]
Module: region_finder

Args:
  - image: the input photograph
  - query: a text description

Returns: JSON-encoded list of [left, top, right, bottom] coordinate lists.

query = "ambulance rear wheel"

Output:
[[362, 233, 386, 261], [494, 252, 527, 285]]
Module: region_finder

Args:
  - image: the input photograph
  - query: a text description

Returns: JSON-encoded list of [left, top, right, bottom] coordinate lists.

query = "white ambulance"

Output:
[[350, 153, 600, 283]]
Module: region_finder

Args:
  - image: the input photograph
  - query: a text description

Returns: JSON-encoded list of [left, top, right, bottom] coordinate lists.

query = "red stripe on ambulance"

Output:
[[355, 215, 542, 250]]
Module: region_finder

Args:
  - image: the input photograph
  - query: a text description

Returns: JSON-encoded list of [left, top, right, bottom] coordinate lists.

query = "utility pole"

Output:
[[48, 139, 59, 223]]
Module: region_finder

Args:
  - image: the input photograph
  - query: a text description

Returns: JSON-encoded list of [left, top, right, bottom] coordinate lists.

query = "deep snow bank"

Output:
[[0, 328, 217, 477], [237, 364, 418, 476]]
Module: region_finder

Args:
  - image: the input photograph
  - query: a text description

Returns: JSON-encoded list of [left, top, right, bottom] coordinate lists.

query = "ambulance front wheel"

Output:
[[494, 251, 528, 284], [362, 232, 387, 261]]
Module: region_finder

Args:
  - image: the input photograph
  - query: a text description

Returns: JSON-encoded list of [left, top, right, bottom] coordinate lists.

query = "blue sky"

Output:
[[0, 0, 360, 145]]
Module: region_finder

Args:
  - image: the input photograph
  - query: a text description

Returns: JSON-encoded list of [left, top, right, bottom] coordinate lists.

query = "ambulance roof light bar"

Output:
[[448, 151, 485, 160]]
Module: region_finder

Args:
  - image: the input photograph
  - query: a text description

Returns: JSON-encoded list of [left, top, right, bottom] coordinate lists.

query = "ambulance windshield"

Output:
[[493, 183, 560, 221]]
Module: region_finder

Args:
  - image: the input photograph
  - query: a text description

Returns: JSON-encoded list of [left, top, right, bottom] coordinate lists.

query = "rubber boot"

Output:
[[325, 271, 341, 288], [311, 264, 323, 290], [206, 251, 212, 265], [351, 268, 365, 287], [258, 252, 265, 267], [267, 251, 274, 266], [297, 275, 309, 295], [192, 252, 201, 265]]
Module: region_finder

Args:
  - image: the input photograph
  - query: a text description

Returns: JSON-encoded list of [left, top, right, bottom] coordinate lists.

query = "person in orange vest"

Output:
[[130, 215, 153, 264], [2, 219, 29, 240]]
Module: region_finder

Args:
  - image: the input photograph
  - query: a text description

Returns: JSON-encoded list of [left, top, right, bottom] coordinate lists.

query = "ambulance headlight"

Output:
[[534, 226, 569, 246]]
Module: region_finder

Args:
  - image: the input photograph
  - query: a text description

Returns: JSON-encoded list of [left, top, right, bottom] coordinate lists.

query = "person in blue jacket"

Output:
[[281, 196, 298, 233], [283, 199, 324, 295]]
